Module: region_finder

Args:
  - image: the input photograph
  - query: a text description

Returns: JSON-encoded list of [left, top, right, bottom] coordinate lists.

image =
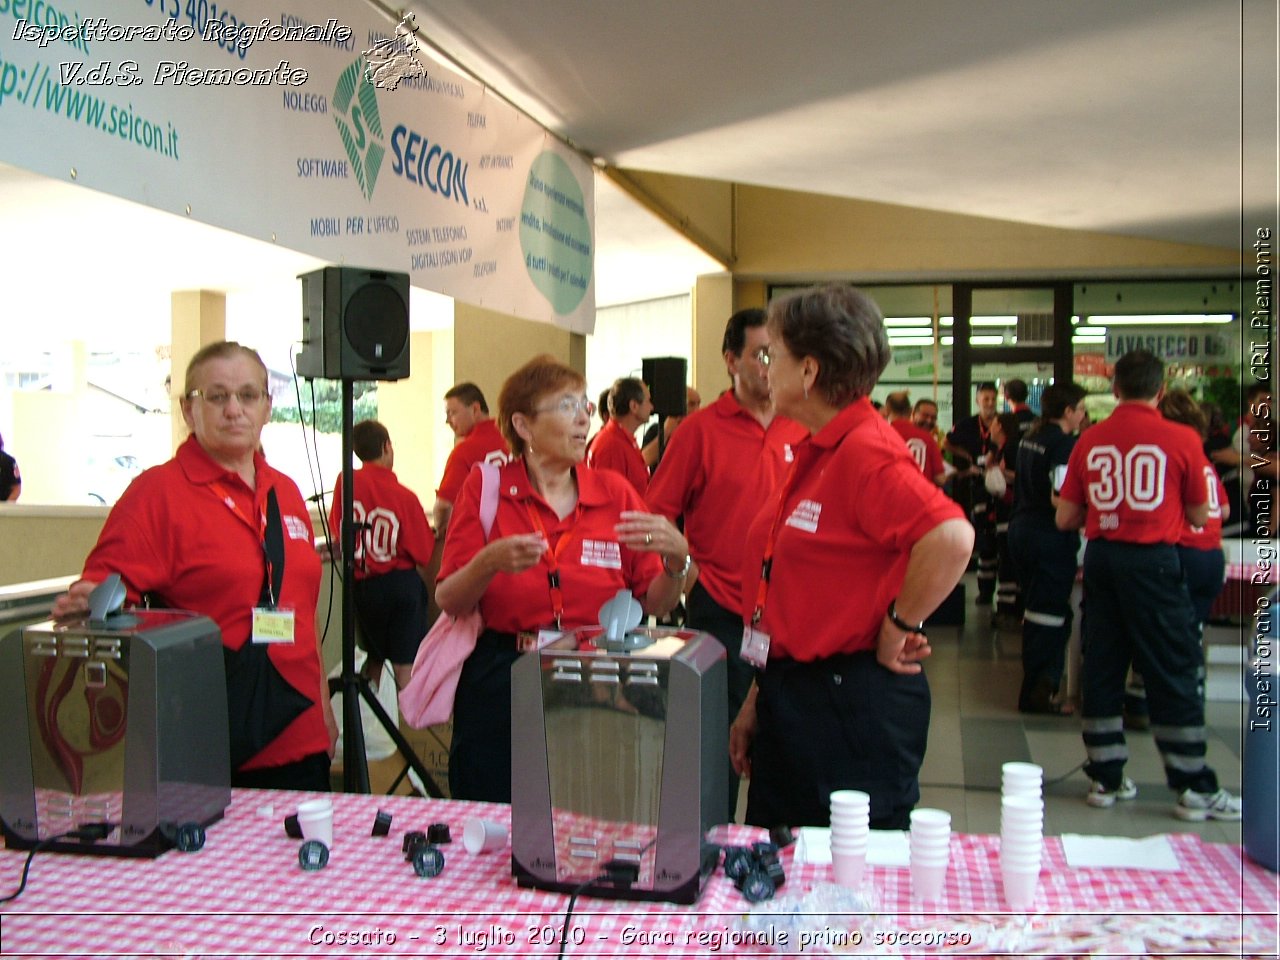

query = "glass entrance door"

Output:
[[950, 282, 1073, 421]]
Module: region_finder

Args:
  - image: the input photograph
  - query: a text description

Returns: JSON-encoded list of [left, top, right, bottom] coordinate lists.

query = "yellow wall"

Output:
[[692, 274, 735, 395], [618, 169, 1235, 280], [377, 328, 454, 507], [0, 506, 108, 586], [170, 290, 226, 452], [731, 184, 1236, 278], [454, 302, 588, 415]]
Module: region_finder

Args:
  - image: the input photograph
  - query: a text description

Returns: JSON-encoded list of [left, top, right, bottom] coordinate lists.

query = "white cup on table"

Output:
[[463, 818, 508, 854], [296, 799, 334, 848]]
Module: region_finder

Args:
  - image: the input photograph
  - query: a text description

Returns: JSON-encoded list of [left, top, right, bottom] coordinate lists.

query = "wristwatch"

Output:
[[662, 554, 692, 579], [887, 599, 926, 637]]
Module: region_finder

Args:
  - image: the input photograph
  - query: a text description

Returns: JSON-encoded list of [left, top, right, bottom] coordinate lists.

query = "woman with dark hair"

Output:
[[435, 354, 689, 802], [729, 285, 973, 829], [1007, 381, 1088, 715]]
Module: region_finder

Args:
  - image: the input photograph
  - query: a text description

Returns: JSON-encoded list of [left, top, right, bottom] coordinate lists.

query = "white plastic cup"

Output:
[[1001, 794, 1044, 811], [1000, 828, 1043, 847], [1001, 762, 1043, 784], [1001, 865, 1039, 910], [999, 841, 1043, 863], [831, 847, 867, 888], [829, 839, 870, 855], [462, 818, 508, 854], [829, 814, 870, 829], [830, 830, 869, 847], [909, 831, 951, 849], [1001, 820, 1043, 834], [830, 824, 869, 840], [296, 800, 333, 848], [909, 808, 952, 829], [911, 858, 947, 901], [830, 789, 871, 809]]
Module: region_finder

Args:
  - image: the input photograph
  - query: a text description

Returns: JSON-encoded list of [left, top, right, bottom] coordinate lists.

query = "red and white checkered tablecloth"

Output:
[[2, 790, 1276, 957]]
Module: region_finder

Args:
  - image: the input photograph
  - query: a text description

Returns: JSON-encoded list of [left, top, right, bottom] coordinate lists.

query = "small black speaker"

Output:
[[297, 267, 410, 381], [642, 356, 687, 418]]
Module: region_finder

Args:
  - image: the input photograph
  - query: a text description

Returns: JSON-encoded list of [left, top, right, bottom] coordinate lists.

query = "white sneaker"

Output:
[[1085, 777, 1138, 808], [1175, 788, 1242, 822]]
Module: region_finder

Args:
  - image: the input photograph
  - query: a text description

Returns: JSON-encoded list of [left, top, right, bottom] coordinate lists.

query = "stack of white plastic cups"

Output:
[[1000, 761, 1044, 910], [908, 808, 951, 902], [829, 790, 870, 889]]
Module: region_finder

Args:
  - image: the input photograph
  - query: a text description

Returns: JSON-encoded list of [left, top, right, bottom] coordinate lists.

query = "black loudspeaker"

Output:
[[297, 267, 410, 381], [642, 356, 687, 418]]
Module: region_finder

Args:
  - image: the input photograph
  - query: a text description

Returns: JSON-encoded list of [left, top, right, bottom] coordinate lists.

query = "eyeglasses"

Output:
[[750, 347, 771, 368], [187, 387, 267, 408], [535, 396, 596, 419]]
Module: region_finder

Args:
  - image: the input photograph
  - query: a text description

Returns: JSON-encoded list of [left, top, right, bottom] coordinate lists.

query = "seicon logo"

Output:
[[332, 58, 385, 200]]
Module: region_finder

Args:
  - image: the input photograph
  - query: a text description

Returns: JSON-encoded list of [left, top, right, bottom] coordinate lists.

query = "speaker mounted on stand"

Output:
[[297, 266, 410, 382], [295, 266, 443, 799]]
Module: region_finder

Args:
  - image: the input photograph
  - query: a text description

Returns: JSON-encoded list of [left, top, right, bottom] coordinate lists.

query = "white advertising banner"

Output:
[[0, 0, 595, 331], [1103, 327, 1236, 365]]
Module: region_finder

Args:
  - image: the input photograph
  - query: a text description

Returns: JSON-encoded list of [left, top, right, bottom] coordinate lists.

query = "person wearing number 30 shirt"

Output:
[[1056, 349, 1241, 822]]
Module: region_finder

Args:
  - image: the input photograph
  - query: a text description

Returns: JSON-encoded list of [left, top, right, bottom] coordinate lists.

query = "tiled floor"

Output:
[[914, 575, 1244, 845]]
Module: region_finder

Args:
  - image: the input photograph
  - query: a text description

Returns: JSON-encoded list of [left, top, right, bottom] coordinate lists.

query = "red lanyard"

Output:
[[523, 501, 581, 629], [210, 481, 276, 608], [751, 455, 810, 625]]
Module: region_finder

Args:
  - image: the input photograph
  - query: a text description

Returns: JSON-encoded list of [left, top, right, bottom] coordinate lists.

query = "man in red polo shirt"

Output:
[[330, 420, 435, 690], [647, 307, 808, 821], [884, 390, 945, 484], [1057, 349, 1240, 822], [432, 382, 509, 535], [587, 376, 653, 494]]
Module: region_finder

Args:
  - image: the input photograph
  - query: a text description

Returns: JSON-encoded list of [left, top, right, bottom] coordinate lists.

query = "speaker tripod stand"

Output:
[[335, 378, 444, 797]]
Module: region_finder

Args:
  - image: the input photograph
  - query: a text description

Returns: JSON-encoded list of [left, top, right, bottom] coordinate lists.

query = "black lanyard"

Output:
[[211, 482, 285, 608]]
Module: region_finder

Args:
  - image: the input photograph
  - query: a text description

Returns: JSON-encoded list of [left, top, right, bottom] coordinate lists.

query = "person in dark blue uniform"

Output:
[[1007, 383, 1087, 714]]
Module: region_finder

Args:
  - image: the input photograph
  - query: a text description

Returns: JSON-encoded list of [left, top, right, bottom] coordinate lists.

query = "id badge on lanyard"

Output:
[[741, 624, 771, 669], [252, 607, 296, 644]]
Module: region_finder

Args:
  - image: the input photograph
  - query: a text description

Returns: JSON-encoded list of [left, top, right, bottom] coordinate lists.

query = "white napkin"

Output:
[[794, 828, 911, 866], [1060, 833, 1181, 870]]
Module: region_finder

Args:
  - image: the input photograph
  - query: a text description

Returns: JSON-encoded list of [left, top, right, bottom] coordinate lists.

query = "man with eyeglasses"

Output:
[[431, 382, 509, 536], [647, 307, 808, 822], [587, 376, 653, 494]]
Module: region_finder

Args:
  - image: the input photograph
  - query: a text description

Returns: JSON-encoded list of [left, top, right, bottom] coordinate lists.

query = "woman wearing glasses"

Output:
[[436, 354, 689, 801], [729, 286, 974, 829], [52, 341, 337, 791]]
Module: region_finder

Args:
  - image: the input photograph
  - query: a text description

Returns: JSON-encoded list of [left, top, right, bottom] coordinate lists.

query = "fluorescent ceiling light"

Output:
[[1073, 335, 1106, 344], [941, 335, 954, 346], [971, 335, 1007, 345], [971, 316, 1017, 326], [1084, 314, 1233, 325], [889, 337, 935, 347], [940, 317, 954, 326], [885, 317, 933, 327]]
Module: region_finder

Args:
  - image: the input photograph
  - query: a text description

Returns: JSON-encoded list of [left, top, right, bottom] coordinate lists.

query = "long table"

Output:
[[1, 790, 1276, 957]]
